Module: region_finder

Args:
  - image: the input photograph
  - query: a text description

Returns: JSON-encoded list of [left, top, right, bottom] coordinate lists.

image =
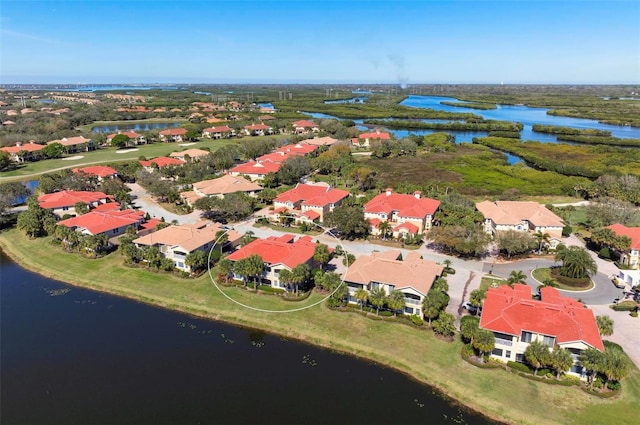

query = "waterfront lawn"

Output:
[[1, 228, 640, 425]]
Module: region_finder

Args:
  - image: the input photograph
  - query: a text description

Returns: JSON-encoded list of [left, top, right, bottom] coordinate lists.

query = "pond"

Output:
[[91, 122, 181, 133], [0, 252, 497, 425]]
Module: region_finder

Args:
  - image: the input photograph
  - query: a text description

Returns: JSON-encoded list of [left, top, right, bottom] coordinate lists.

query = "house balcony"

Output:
[[172, 253, 187, 261], [495, 338, 513, 347], [404, 298, 421, 306]]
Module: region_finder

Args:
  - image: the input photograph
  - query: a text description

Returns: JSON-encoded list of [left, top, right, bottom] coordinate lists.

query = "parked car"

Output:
[[462, 302, 479, 315]]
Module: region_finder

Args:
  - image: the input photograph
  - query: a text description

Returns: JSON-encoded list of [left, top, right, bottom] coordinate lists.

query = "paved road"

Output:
[[127, 183, 202, 224]]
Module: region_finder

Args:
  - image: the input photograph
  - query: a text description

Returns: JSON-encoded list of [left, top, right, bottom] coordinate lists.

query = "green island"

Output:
[[1, 229, 638, 425]]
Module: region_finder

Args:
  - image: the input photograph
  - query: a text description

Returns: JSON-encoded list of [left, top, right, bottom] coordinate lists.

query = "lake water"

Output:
[[0, 252, 497, 425], [91, 122, 181, 133]]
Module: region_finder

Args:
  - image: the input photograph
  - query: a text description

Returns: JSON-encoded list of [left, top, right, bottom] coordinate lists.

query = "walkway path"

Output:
[[127, 183, 202, 224]]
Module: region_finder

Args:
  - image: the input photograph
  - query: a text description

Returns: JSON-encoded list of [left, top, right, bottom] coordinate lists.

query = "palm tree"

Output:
[[422, 290, 449, 325], [534, 231, 551, 254], [245, 254, 265, 289], [291, 263, 311, 294], [377, 220, 392, 240], [472, 329, 495, 363], [387, 290, 406, 317], [524, 340, 550, 376], [369, 287, 386, 315], [217, 258, 233, 283], [433, 312, 456, 337], [596, 315, 615, 337], [555, 245, 597, 279], [443, 259, 453, 273], [354, 287, 368, 311], [549, 348, 574, 379], [313, 244, 331, 271], [507, 270, 527, 287], [279, 269, 294, 293], [601, 347, 629, 391], [579, 348, 604, 389], [432, 277, 449, 293], [460, 315, 480, 345]]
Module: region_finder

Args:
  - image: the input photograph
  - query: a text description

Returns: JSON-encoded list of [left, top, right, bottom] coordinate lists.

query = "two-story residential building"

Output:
[[243, 123, 273, 136], [475, 201, 565, 249], [291, 120, 319, 134], [48, 136, 94, 154], [38, 190, 111, 217], [351, 129, 390, 147], [479, 284, 604, 378], [72, 165, 118, 180], [133, 221, 242, 272], [58, 209, 145, 238], [271, 183, 349, 223], [0, 141, 46, 162], [202, 125, 235, 139], [299, 136, 338, 147], [342, 250, 444, 318], [606, 223, 640, 270], [159, 128, 187, 143], [180, 174, 262, 206], [364, 189, 440, 237], [106, 131, 146, 146], [226, 234, 320, 289]]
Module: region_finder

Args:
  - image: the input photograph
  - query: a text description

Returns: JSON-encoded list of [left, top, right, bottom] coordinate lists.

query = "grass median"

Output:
[[1, 228, 639, 425]]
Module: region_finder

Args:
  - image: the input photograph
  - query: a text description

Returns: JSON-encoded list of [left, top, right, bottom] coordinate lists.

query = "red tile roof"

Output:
[[58, 209, 144, 235], [49, 136, 91, 146], [139, 157, 185, 168], [607, 224, 640, 250], [275, 183, 348, 208], [227, 234, 318, 269], [203, 125, 233, 133], [359, 130, 390, 140], [230, 160, 282, 175], [38, 190, 109, 209], [393, 222, 420, 234], [364, 190, 440, 219], [159, 128, 187, 136], [276, 143, 318, 156], [93, 202, 121, 212], [106, 131, 142, 141], [245, 123, 271, 131], [0, 142, 46, 154], [480, 284, 604, 351], [292, 120, 318, 128], [72, 165, 118, 178]]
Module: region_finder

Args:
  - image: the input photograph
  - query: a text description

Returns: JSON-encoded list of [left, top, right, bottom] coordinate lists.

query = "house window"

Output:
[[521, 331, 533, 343], [505, 350, 512, 359], [404, 306, 414, 314], [542, 335, 556, 347], [515, 353, 524, 363], [492, 348, 503, 356], [63, 206, 69, 211]]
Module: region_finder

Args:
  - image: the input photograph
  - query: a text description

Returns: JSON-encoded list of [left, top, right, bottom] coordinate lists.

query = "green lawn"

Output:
[[532, 267, 595, 291], [1, 228, 639, 425]]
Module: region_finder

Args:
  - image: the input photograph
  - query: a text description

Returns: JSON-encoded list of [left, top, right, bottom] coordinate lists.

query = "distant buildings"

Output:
[[606, 223, 640, 269], [271, 183, 349, 223], [38, 190, 111, 217], [364, 188, 440, 237]]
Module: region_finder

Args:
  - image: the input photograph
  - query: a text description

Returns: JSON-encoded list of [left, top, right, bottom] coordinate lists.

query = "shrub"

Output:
[[612, 301, 637, 311], [598, 247, 611, 259], [631, 310, 638, 317], [607, 381, 621, 391], [562, 225, 573, 237], [507, 361, 532, 373], [379, 310, 393, 317], [410, 314, 423, 326], [461, 344, 474, 359]]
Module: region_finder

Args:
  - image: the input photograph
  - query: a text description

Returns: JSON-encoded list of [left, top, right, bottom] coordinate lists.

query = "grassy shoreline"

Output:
[[1, 228, 639, 425]]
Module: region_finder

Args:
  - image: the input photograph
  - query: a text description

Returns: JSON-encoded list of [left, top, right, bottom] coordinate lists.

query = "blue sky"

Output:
[[1, 0, 638, 84]]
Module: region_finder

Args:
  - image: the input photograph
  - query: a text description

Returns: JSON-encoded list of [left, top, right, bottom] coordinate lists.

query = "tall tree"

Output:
[[432, 312, 456, 337], [579, 348, 604, 390], [290, 263, 311, 294], [387, 290, 406, 317], [533, 231, 551, 254], [549, 348, 574, 379], [460, 315, 480, 345], [601, 347, 629, 391], [554, 245, 597, 279], [354, 287, 368, 311], [369, 287, 386, 316], [472, 329, 496, 363], [507, 270, 527, 287], [313, 243, 331, 270], [422, 290, 449, 325], [524, 340, 550, 376]]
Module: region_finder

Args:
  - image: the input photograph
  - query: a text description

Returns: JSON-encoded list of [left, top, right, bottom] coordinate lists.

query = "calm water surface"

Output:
[[91, 122, 181, 133], [0, 252, 497, 425]]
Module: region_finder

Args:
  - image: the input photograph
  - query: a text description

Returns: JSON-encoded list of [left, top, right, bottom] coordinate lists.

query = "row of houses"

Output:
[[1, 136, 94, 162]]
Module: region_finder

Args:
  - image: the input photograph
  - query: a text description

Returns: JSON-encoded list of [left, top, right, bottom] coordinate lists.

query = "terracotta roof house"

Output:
[[2, 120, 16, 126], [106, 131, 146, 145], [259, 115, 276, 121], [133, 221, 242, 272], [58, 209, 145, 237], [72, 165, 118, 179], [169, 148, 211, 162], [606, 223, 640, 269], [48, 136, 94, 153], [476, 201, 565, 249], [300, 136, 338, 146], [243, 123, 273, 136], [343, 250, 444, 318], [292, 120, 319, 134], [226, 234, 321, 289], [275, 142, 318, 156], [272, 183, 349, 223], [159, 128, 187, 142], [479, 284, 604, 379], [189, 174, 262, 201], [364, 188, 440, 236], [0, 141, 46, 162], [38, 190, 110, 217], [352, 129, 390, 147], [229, 159, 282, 181], [139, 156, 185, 172], [202, 125, 235, 139]]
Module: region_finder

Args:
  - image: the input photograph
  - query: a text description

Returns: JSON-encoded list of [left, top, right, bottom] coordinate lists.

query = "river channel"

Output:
[[0, 252, 497, 425]]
